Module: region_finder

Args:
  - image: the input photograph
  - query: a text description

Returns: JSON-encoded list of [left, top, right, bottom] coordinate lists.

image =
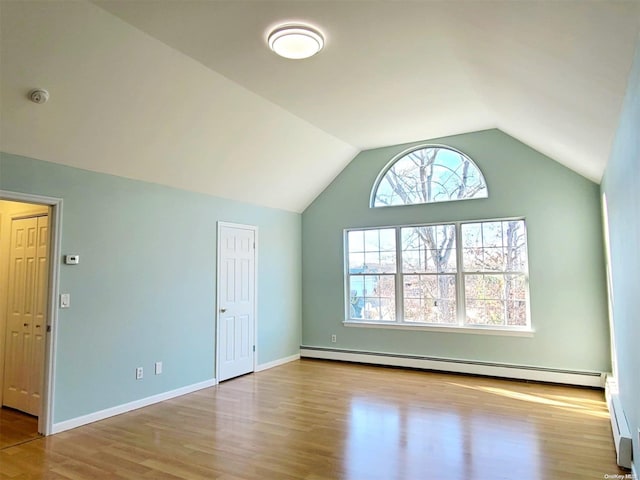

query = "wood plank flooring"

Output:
[[0, 359, 629, 479], [0, 407, 39, 450]]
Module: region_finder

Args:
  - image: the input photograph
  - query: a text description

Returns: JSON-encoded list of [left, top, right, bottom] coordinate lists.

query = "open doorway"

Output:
[[0, 192, 61, 447], [0, 200, 49, 448]]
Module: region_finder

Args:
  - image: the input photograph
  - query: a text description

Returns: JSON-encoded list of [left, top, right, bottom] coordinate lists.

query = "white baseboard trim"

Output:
[[256, 353, 300, 372], [51, 378, 217, 434], [300, 346, 605, 388]]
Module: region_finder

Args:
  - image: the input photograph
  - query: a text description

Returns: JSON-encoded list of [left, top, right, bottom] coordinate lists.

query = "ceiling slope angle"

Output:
[[0, 0, 357, 212], [94, 0, 640, 183]]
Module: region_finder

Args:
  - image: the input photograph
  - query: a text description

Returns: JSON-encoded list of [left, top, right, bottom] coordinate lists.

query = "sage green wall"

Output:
[[0, 152, 301, 423], [601, 35, 640, 472], [302, 129, 610, 372]]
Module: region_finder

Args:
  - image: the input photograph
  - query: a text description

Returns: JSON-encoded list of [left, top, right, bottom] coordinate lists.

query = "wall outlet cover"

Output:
[[64, 254, 80, 265]]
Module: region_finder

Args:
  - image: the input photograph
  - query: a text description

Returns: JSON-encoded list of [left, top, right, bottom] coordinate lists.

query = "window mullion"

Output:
[[344, 230, 351, 320], [455, 222, 465, 327], [395, 227, 403, 323], [502, 272, 508, 326]]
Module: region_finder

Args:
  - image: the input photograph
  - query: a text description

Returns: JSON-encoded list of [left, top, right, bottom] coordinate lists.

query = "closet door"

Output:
[[3, 215, 48, 416], [29, 216, 49, 415]]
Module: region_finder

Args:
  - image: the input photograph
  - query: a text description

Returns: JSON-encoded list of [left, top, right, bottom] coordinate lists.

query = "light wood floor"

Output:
[[0, 407, 39, 450], [0, 359, 628, 479]]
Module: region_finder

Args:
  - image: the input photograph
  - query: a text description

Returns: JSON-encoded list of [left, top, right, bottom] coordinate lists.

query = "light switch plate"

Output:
[[60, 293, 70, 308]]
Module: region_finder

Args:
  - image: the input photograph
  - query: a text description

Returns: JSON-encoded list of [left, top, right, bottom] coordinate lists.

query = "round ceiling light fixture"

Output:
[[267, 24, 324, 59]]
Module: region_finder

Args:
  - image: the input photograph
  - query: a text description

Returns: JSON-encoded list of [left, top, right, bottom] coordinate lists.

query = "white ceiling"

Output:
[[2, 1, 639, 212]]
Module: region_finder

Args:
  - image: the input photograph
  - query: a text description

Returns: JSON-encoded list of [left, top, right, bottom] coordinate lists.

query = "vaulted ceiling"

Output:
[[1, 1, 639, 212]]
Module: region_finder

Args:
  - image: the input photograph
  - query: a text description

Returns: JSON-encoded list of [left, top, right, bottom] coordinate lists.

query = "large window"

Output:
[[345, 219, 530, 331], [402, 224, 457, 325], [462, 220, 529, 326], [347, 229, 396, 320], [371, 145, 488, 207]]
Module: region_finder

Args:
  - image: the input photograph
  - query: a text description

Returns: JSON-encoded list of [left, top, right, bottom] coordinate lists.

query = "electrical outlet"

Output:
[[155, 361, 162, 375], [135, 367, 143, 380], [331, 334, 337, 343]]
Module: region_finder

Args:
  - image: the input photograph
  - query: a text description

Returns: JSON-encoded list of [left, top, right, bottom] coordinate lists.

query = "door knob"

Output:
[[220, 308, 227, 313], [23, 323, 29, 327]]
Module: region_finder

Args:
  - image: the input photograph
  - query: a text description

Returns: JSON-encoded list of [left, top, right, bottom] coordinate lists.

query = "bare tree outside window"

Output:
[[345, 221, 530, 329], [348, 229, 396, 321], [372, 146, 488, 207], [345, 146, 529, 330], [462, 221, 529, 326], [401, 225, 457, 324]]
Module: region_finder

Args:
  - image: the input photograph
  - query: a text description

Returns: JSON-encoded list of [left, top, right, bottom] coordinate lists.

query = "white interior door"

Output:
[[30, 215, 49, 414], [3, 215, 48, 416], [217, 224, 256, 382]]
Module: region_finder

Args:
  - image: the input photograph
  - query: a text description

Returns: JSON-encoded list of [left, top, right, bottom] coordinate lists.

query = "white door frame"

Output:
[[215, 221, 258, 383], [0, 190, 62, 436]]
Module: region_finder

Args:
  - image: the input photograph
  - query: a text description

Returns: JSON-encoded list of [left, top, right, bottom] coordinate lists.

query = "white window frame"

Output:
[[343, 218, 534, 337], [370, 144, 489, 208]]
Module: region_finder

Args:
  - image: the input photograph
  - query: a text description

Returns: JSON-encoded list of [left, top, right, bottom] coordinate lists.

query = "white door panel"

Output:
[[3, 215, 48, 416], [217, 224, 256, 382], [30, 216, 48, 414]]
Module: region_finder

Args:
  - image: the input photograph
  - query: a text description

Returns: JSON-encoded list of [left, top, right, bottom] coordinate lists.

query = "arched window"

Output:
[[371, 145, 488, 207]]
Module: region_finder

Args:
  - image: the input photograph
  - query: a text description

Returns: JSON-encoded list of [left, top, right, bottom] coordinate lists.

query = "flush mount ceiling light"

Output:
[[267, 24, 324, 59]]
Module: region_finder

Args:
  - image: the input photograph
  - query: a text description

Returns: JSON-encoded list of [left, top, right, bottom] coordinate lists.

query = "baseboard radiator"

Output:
[[605, 376, 633, 469], [300, 346, 605, 387]]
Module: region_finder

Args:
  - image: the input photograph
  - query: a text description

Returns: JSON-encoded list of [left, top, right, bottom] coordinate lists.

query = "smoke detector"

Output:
[[29, 89, 49, 104]]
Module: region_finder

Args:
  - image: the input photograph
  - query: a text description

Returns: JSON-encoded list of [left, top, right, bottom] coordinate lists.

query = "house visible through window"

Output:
[[462, 220, 529, 327], [402, 224, 457, 324], [345, 220, 530, 331], [347, 228, 396, 320], [350, 144, 529, 332]]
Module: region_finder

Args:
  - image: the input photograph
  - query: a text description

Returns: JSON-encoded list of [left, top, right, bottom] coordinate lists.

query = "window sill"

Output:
[[342, 321, 535, 337]]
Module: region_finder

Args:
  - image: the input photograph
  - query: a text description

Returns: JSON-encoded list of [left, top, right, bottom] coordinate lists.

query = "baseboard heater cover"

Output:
[[605, 376, 633, 469], [300, 346, 605, 387]]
